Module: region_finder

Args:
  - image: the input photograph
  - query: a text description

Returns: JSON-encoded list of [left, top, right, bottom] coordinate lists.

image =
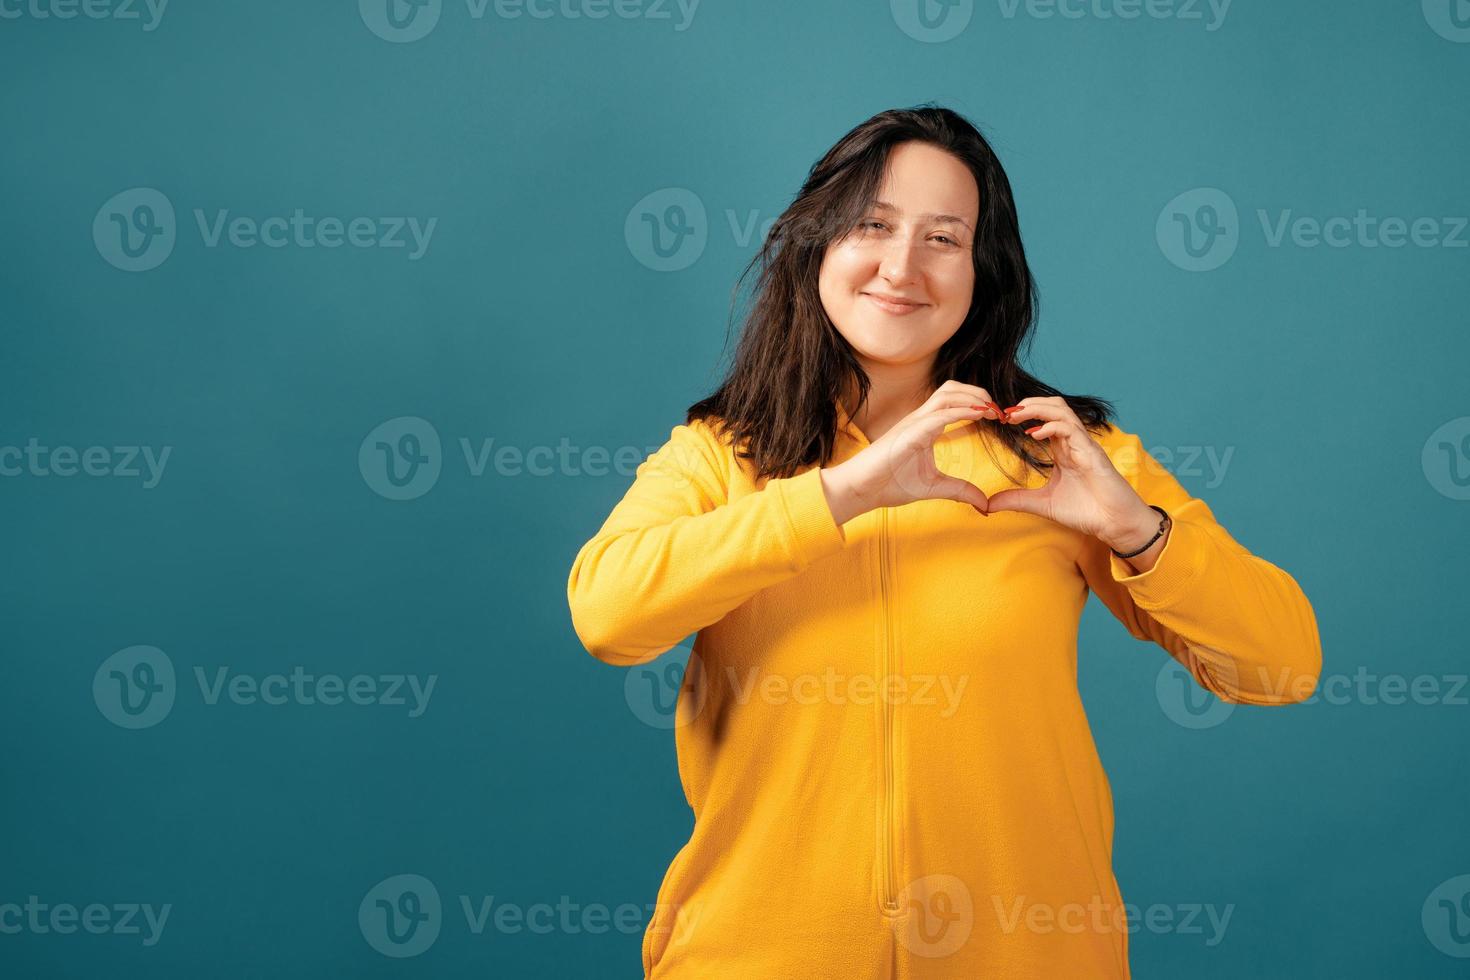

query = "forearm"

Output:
[[818, 459, 873, 527]]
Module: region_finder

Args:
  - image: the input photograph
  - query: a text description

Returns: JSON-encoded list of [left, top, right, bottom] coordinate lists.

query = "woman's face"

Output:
[[818, 141, 979, 372]]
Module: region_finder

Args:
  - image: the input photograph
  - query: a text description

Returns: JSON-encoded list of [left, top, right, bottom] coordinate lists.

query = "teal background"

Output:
[[3, 0, 1468, 976]]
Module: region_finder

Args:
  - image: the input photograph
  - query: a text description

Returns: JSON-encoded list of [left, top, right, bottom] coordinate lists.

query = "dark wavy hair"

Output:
[[686, 103, 1115, 483]]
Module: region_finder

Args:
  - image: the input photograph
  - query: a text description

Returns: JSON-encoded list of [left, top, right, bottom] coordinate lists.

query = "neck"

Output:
[[841, 359, 935, 443]]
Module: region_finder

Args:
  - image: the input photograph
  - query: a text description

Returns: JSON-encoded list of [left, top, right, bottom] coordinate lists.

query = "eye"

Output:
[[860, 220, 886, 231], [933, 234, 958, 246]]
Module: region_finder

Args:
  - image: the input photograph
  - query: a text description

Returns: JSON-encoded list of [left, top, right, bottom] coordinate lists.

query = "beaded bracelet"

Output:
[[1111, 505, 1171, 559]]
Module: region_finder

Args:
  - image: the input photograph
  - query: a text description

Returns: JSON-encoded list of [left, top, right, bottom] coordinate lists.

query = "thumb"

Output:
[[931, 475, 990, 514], [984, 488, 1044, 517]]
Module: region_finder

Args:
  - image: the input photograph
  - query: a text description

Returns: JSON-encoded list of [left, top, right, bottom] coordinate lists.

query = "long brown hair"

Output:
[[686, 103, 1116, 484]]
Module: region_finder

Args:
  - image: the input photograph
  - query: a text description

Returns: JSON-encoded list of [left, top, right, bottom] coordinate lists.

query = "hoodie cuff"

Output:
[[1108, 517, 1207, 610], [773, 465, 849, 567]]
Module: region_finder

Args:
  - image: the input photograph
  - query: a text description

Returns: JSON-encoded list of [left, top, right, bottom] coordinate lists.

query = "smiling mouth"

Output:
[[863, 293, 927, 313]]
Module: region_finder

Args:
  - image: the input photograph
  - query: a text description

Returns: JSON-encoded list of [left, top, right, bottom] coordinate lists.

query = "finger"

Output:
[[928, 381, 1001, 419], [984, 487, 1044, 517], [1021, 420, 1089, 464], [910, 403, 993, 441], [930, 474, 991, 515], [1002, 396, 1080, 427]]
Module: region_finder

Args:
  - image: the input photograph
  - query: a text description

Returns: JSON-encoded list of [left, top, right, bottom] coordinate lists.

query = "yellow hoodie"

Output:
[[567, 400, 1322, 979]]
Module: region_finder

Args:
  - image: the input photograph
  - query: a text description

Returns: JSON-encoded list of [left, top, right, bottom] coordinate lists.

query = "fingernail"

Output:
[[1025, 427, 1042, 436], [1003, 405, 1022, 414]]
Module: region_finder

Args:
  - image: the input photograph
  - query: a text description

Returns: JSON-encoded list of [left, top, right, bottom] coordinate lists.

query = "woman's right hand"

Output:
[[819, 380, 1009, 525]]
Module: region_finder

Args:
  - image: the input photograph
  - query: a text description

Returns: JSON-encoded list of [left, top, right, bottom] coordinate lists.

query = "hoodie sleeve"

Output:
[[567, 419, 849, 666], [1078, 425, 1323, 705]]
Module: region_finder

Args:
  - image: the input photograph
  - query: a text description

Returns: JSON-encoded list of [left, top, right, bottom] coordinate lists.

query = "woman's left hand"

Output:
[[982, 397, 1158, 551]]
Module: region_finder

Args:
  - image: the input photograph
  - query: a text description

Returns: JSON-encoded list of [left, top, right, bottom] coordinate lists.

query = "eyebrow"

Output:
[[871, 200, 973, 232]]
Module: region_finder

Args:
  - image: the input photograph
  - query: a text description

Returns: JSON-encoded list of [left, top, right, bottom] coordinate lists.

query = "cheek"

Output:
[[818, 249, 866, 310], [820, 245, 869, 286], [934, 262, 975, 306]]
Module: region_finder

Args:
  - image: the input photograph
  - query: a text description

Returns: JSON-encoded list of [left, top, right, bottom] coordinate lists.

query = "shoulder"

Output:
[[643, 416, 736, 500], [1087, 422, 1174, 488]]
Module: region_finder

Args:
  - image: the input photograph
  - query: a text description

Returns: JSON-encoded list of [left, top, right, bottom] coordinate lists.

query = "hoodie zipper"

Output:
[[880, 506, 899, 914]]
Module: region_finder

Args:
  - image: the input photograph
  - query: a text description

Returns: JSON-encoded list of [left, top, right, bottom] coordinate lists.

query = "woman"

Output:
[[567, 105, 1321, 979]]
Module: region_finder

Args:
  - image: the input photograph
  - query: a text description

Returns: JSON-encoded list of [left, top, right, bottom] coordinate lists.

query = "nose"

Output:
[[878, 232, 922, 285]]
